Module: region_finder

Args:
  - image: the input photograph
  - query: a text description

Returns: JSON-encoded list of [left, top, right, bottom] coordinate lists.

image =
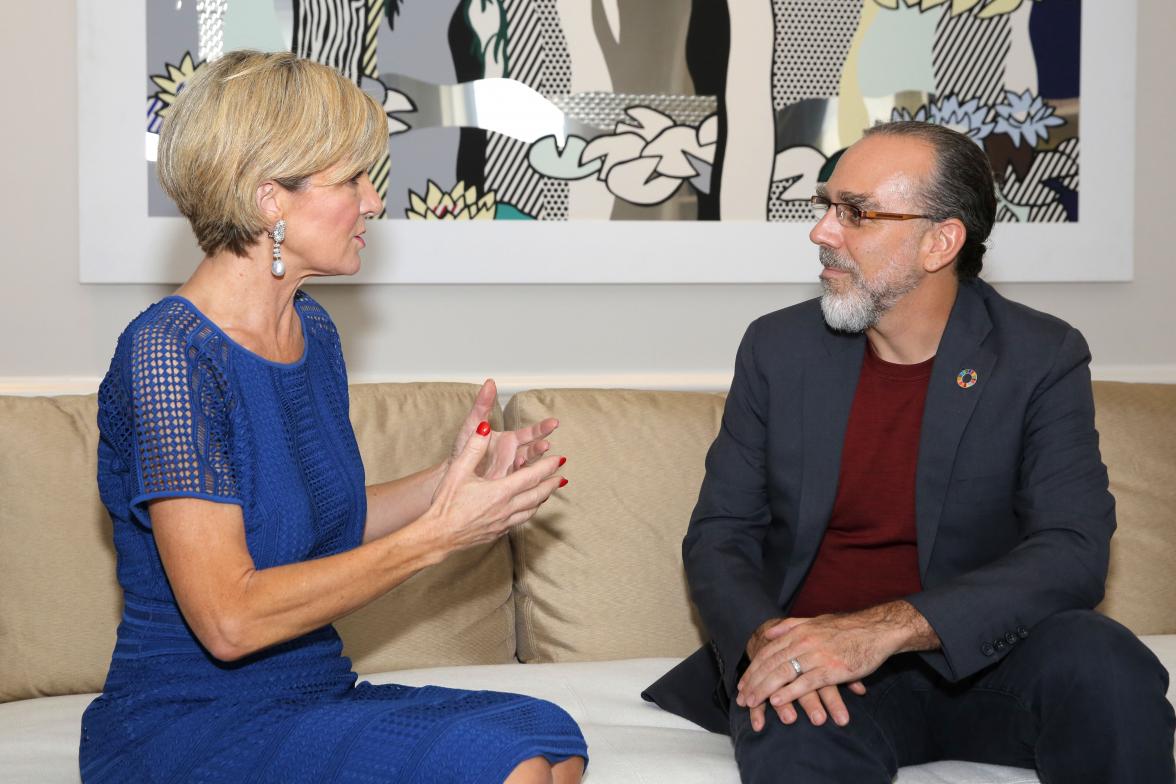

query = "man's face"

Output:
[[809, 135, 936, 333]]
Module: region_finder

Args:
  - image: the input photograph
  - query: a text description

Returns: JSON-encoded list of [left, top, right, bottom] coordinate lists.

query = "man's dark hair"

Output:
[[862, 121, 997, 279]]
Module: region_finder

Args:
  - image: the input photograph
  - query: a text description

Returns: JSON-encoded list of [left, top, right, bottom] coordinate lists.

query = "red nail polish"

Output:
[[558, 456, 567, 467], [476, 421, 491, 437], [558, 478, 568, 488]]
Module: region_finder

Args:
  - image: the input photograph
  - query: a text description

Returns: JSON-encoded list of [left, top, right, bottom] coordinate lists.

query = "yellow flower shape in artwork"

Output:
[[873, 0, 1040, 17], [150, 52, 201, 119], [405, 180, 497, 220]]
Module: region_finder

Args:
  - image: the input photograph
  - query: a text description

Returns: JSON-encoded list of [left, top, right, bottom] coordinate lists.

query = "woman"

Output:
[[80, 51, 586, 784]]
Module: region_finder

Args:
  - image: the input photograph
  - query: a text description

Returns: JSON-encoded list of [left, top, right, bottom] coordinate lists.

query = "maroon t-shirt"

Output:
[[788, 346, 934, 618]]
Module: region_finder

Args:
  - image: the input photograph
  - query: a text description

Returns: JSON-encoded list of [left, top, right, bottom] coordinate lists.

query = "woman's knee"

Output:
[[551, 756, 585, 784], [503, 754, 584, 784], [503, 756, 553, 784]]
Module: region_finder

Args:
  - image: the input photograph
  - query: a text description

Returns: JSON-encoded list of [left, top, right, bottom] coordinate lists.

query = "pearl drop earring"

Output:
[[268, 219, 286, 277]]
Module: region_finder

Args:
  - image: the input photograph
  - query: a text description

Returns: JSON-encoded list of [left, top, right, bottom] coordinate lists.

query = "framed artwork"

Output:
[[79, 0, 1134, 283]]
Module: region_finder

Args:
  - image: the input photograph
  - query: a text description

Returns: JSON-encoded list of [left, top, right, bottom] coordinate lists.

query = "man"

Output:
[[643, 122, 1175, 783]]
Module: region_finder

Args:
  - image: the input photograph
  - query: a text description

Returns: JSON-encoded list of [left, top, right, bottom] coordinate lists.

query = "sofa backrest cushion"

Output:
[[0, 382, 512, 703], [337, 383, 515, 671], [2, 379, 1173, 699], [0, 395, 121, 703], [1094, 382, 1176, 634], [504, 389, 724, 662]]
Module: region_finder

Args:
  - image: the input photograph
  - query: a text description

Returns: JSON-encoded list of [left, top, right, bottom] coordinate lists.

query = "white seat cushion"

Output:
[[375, 659, 1044, 784], [0, 692, 92, 784], [4, 638, 1174, 783]]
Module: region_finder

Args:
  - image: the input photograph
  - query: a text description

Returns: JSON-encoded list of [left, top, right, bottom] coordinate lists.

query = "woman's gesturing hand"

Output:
[[450, 379, 558, 480], [428, 418, 567, 553]]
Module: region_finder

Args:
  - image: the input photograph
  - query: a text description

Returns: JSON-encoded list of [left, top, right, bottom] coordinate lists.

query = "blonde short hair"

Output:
[[156, 50, 387, 256]]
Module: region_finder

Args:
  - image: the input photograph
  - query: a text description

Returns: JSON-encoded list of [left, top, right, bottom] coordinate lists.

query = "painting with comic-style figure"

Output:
[[146, 0, 1079, 224]]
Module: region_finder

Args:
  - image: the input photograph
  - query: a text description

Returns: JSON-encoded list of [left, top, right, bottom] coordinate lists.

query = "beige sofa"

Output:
[[1, 381, 1173, 783]]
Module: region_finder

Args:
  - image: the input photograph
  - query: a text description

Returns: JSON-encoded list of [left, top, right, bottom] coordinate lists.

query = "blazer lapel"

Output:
[[784, 328, 866, 602], [915, 281, 996, 579]]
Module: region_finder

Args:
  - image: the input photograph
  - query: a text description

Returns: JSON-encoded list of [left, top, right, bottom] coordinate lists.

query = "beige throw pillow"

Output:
[[505, 388, 724, 662], [1094, 381, 1176, 635], [0, 394, 121, 702], [339, 382, 515, 672]]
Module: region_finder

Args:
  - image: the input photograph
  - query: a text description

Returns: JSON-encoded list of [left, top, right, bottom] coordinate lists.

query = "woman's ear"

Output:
[[924, 218, 966, 274], [256, 181, 282, 225]]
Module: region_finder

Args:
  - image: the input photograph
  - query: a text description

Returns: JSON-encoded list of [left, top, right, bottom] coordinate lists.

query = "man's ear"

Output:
[[924, 218, 966, 273], [256, 181, 282, 225]]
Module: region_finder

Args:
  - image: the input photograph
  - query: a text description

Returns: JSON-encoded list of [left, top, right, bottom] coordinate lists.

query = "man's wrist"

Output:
[[746, 616, 784, 659], [870, 600, 940, 655]]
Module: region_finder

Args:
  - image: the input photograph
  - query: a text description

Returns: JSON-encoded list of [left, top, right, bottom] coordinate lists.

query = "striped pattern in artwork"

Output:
[[933, 10, 1011, 109], [999, 137, 1078, 223], [292, 0, 367, 83], [362, 0, 389, 217]]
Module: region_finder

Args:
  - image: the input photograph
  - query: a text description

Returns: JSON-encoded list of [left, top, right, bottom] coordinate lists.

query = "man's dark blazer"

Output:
[[643, 278, 1116, 733]]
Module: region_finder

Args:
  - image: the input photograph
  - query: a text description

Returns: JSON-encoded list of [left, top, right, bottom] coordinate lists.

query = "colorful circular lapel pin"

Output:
[[957, 368, 978, 389]]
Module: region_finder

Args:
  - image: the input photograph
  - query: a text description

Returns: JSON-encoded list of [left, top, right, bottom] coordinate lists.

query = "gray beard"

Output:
[[818, 247, 922, 333]]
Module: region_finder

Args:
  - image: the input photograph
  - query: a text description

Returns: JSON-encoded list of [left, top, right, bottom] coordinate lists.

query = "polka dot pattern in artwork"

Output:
[[538, 0, 571, 219], [539, 0, 571, 98], [541, 179, 569, 221], [769, 1, 861, 221], [769, 179, 817, 222], [771, 0, 862, 110]]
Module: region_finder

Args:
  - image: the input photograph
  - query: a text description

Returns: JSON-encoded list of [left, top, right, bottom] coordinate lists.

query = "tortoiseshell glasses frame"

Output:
[[809, 194, 932, 228]]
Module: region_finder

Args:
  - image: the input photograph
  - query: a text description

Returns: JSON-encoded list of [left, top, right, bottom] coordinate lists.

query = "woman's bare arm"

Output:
[[362, 461, 448, 543], [153, 427, 564, 661]]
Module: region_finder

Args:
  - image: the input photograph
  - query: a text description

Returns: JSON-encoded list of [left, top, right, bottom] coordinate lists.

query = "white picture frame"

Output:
[[78, 1, 1136, 284]]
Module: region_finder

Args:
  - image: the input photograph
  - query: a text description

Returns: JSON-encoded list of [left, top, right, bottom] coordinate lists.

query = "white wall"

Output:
[[2, 1, 1173, 393]]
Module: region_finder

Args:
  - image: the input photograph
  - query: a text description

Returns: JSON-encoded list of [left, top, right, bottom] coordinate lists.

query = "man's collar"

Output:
[[938, 278, 994, 356]]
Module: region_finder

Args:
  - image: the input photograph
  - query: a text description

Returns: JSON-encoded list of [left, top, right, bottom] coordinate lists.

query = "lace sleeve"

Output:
[[128, 311, 242, 525]]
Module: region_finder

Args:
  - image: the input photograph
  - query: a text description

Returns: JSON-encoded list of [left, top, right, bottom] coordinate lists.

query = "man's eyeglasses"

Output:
[[809, 194, 931, 228]]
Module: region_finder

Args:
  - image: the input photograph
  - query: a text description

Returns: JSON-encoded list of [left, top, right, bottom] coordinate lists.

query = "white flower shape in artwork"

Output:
[[544, 107, 719, 205], [527, 135, 602, 180], [993, 89, 1065, 148], [360, 75, 417, 135]]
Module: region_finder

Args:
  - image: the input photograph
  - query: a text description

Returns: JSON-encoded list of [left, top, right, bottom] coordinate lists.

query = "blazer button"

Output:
[[1005, 632, 1018, 645], [994, 638, 1007, 651], [981, 642, 995, 656], [1017, 626, 1029, 639]]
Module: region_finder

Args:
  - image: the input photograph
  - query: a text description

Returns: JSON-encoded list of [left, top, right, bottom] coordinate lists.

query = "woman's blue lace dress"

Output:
[[80, 293, 587, 783]]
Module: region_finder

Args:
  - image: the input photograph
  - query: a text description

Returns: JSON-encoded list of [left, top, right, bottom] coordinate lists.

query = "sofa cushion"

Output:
[[0, 383, 512, 703], [1093, 382, 1176, 635], [337, 382, 515, 671], [0, 395, 121, 703], [504, 389, 724, 662]]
